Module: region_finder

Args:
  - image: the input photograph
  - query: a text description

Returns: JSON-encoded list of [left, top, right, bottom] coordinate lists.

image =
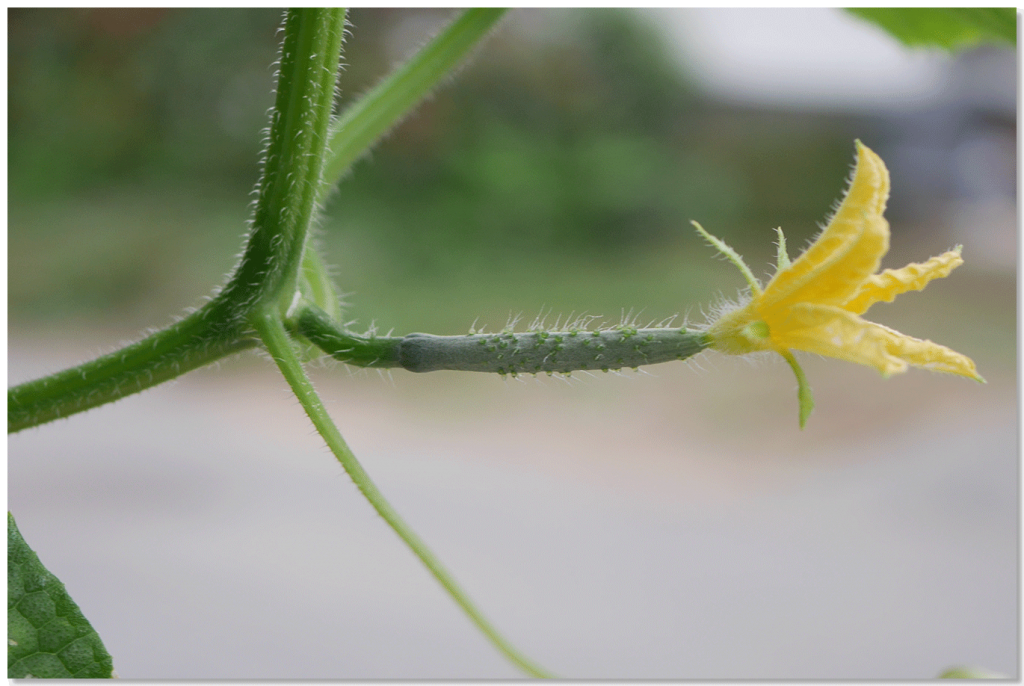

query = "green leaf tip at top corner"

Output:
[[847, 8, 1016, 50], [8, 512, 115, 679]]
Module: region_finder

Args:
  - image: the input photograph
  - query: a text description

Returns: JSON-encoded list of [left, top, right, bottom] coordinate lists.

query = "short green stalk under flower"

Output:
[[693, 140, 983, 428]]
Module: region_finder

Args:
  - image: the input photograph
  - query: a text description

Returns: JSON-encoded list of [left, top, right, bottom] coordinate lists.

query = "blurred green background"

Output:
[[11, 7, 952, 335]]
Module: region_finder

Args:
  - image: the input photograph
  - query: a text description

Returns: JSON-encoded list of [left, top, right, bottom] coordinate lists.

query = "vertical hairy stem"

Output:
[[227, 8, 348, 315]]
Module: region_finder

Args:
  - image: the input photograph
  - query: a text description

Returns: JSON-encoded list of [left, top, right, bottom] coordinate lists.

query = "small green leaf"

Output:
[[8, 513, 114, 679], [939, 665, 1006, 679], [847, 8, 1015, 50]]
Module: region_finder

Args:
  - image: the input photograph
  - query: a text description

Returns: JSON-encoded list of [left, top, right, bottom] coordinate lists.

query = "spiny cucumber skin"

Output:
[[398, 328, 708, 375], [293, 304, 710, 375]]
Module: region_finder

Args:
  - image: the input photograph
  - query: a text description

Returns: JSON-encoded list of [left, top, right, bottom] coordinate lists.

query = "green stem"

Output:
[[9, 9, 348, 434], [8, 311, 257, 433], [321, 8, 508, 194], [253, 308, 554, 679], [9, 9, 509, 433]]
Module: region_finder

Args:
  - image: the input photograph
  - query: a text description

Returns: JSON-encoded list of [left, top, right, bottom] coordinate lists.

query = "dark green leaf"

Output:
[[8, 513, 114, 678]]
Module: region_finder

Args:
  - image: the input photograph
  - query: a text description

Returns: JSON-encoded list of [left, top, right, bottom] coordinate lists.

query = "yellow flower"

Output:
[[693, 140, 983, 428]]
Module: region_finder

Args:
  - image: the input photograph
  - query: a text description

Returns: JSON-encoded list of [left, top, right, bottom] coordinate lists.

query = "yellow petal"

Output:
[[879, 327, 984, 381], [762, 140, 890, 311], [773, 302, 982, 381], [773, 303, 907, 376], [843, 248, 964, 315]]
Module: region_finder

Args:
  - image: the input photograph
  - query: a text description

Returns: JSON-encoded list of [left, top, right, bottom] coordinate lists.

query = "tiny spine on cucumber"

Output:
[[292, 304, 710, 376]]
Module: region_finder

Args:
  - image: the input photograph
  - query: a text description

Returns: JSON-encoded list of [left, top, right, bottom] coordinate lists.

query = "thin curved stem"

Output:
[[253, 307, 554, 678]]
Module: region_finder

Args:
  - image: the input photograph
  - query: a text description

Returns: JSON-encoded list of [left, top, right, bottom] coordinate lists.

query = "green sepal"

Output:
[[774, 227, 791, 272], [780, 350, 814, 429], [691, 221, 763, 296], [8, 513, 114, 678]]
